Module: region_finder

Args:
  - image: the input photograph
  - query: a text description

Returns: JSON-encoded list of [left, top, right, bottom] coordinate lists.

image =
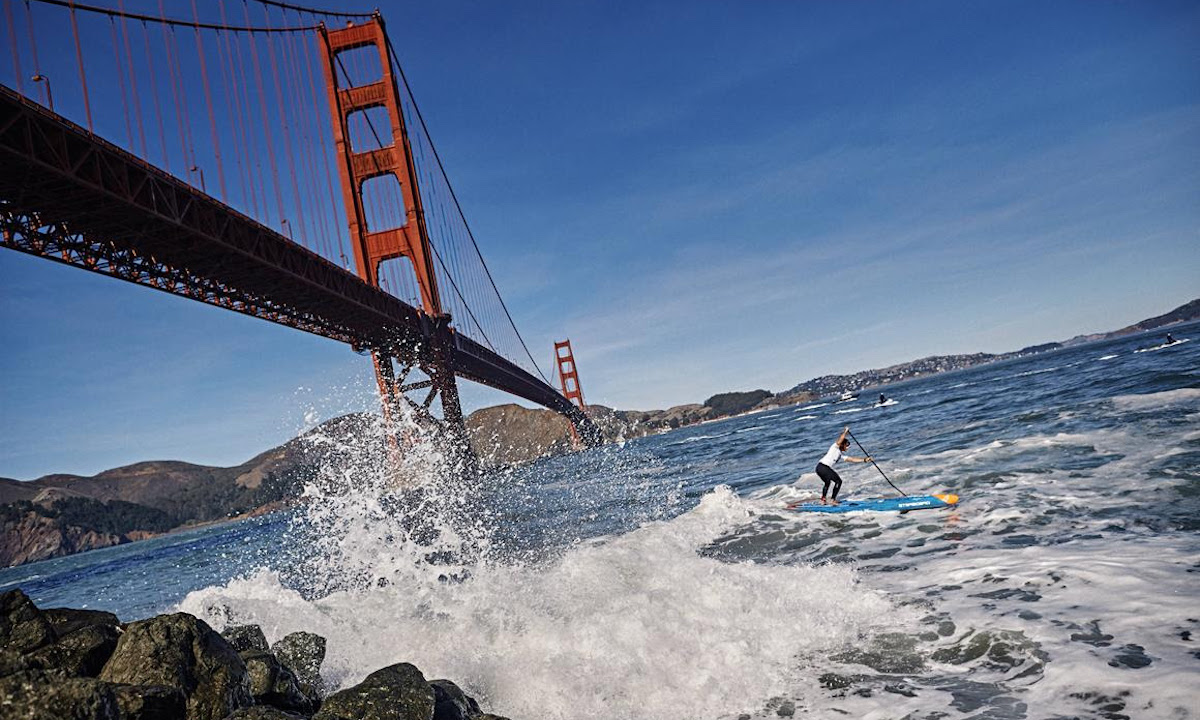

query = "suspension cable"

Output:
[[249, 0, 371, 19], [385, 35, 554, 386], [29, 0, 320, 32], [331, 50, 496, 352]]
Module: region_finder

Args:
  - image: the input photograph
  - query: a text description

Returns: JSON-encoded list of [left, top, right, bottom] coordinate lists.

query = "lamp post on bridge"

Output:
[[30, 74, 53, 111], [188, 165, 206, 193], [281, 219, 293, 240]]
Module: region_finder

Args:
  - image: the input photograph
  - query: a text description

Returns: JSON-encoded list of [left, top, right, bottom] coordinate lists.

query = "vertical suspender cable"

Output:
[[68, 2, 94, 131], [118, 1, 147, 159], [237, 25, 268, 224], [159, 1, 186, 172], [307, 29, 351, 269], [281, 24, 332, 260], [298, 31, 335, 260], [210, 19, 244, 206], [191, 0, 228, 199], [243, 0, 286, 226], [24, 0, 44, 100], [261, 4, 307, 248], [4, 0, 25, 95], [109, 17, 134, 148], [277, 21, 315, 249], [141, 20, 170, 173], [282, 20, 320, 253], [170, 26, 198, 173], [219, 0, 260, 218], [159, 3, 196, 177]]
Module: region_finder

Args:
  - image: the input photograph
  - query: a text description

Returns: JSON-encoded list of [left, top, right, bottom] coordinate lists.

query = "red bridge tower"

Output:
[[554, 340, 586, 412], [318, 16, 464, 440]]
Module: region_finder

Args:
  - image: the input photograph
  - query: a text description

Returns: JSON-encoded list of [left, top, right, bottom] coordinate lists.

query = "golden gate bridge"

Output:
[[0, 0, 600, 451]]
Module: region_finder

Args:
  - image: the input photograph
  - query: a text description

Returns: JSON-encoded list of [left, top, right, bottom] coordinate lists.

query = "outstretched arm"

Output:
[[839, 427, 871, 463]]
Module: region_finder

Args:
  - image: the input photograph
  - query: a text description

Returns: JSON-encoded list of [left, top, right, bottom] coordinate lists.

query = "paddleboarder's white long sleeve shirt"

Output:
[[819, 443, 844, 467]]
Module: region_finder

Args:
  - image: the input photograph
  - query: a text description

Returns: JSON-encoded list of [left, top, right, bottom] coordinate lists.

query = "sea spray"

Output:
[[280, 410, 489, 597], [181, 492, 901, 719], [179, 405, 902, 719]]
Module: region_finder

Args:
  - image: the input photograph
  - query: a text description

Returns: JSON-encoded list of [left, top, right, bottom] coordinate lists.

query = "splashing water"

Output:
[[179, 405, 902, 719]]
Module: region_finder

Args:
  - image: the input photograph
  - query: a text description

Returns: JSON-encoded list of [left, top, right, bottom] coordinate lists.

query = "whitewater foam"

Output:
[[178, 407, 901, 720], [1109, 387, 1200, 411], [181, 486, 900, 720]]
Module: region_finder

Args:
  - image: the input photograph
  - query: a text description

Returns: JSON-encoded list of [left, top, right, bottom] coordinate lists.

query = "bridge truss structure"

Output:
[[0, 0, 599, 450]]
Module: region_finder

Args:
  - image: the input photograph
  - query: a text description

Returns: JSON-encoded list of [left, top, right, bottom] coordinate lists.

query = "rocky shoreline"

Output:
[[0, 588, 507, 720]]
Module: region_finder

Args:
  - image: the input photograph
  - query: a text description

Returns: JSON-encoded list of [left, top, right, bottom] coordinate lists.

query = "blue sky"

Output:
[[2, 0, 1198, 479]]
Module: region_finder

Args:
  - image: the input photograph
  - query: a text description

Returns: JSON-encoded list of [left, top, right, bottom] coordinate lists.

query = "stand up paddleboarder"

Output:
[[815, 426, 872, 505]]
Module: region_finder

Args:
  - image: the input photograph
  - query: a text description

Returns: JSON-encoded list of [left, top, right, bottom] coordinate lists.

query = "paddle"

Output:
[[847, 428, 907, 497]]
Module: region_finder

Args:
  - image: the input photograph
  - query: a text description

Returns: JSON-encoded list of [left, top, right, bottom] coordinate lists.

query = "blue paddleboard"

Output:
[[788, 493, 959, 513]]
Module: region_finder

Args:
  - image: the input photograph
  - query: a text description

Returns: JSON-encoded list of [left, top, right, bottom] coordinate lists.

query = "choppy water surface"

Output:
[[4, 323, 1198, 719]]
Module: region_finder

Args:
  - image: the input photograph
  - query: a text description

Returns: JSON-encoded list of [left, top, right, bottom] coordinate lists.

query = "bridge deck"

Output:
[[0, 84, 586, 423]]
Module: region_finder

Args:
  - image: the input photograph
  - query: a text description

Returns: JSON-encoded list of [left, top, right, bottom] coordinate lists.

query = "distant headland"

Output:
[[2, 297, 1196, 567]]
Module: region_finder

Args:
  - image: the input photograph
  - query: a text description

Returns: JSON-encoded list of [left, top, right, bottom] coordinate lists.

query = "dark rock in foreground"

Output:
[[430, 679, 481, 720], [0, 587, 57, 655], [312, 663, 433, 720], [0, 670, 122, 719], [222, 625, 270, 655], [0, 588, 511, 720], [112, 683, 188, 720], [271, 631, 326, 698], [26, 621, 121, 677], [43, 608, 121, 638], [99, 612, 253, 720], [242, 650, 315, 715], [224, 708, 310, 719]]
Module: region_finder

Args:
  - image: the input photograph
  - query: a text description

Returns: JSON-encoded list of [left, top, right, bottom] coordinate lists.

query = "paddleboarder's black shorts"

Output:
[[816, 462, 842, 499]]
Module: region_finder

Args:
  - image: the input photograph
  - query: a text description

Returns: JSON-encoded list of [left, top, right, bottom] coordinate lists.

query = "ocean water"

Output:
[[3, 322, 1198, 719]]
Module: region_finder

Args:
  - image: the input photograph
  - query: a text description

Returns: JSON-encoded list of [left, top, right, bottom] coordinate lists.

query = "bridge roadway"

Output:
[[0, 84, 594, 434]]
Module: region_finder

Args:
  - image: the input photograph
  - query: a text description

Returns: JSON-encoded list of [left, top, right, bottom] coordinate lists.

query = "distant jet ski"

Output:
[[788, 493, 959, 513], [1135, 337, 1189, 353]]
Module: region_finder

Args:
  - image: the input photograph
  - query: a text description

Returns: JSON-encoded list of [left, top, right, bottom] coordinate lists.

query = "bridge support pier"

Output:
[[372, 331, 471, 467]]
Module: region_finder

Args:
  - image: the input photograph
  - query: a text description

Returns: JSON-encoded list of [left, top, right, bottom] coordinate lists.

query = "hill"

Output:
[[703, 390, 773, 417], [1118, 298, 1200, 333], [0, 415, 383, 567], [781, 297, 1199, 399]]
